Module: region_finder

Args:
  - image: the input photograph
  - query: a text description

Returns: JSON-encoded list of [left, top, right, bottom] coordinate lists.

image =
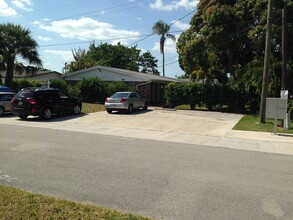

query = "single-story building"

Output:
[[0, 70, 63, 84], [63, 65, 181, 106]]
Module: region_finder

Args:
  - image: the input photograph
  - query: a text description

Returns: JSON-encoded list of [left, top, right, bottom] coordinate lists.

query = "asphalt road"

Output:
[[1, 124, 293, 220]]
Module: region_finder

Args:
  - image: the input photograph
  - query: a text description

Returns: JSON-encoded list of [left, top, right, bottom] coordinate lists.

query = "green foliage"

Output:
[[177, 0, 293, 98], [106, 81, 127, 96], [66, 84, 81, 98], [77, 78, 107, 103], [152, 20, 176, 77], [164, 83, 189, 108], [0, 23, 42, 88], [50, 79, 68, 92], [67, 42, 159, 75], [165, 83, 256, 113], [12, 79, 41, 92]]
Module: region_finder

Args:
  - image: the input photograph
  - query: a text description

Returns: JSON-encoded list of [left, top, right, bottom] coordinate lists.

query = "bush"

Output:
[[12, 79, 42, 92], [67, 84, 81, 98], [106, 82, 127, 96], [165, 83, 189, 108], [77, 78, 107, 103], [50, 79, 68, 92], [164, 83, 257, 113]]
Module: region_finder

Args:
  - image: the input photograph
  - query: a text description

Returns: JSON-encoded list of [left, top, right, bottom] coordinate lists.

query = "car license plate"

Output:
[[18, 101, 23, 105]]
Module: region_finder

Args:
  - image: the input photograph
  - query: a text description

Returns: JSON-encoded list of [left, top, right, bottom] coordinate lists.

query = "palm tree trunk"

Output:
[[162, 51, 165, 77], [5, 58, 14, 88]]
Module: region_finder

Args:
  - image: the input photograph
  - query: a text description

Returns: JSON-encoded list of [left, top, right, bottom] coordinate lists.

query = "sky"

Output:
[[0, 0, 199, 78]]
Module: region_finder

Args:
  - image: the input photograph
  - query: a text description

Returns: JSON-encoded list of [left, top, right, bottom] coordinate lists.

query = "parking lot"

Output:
[[1, 108, 293, 155]]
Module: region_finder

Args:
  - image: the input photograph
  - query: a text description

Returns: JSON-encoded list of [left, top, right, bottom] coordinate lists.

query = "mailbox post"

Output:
[[266, 98, 287, 134]]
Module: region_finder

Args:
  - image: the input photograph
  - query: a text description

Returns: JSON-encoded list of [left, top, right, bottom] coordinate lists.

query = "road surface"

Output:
[[1, 124, 293, 220]]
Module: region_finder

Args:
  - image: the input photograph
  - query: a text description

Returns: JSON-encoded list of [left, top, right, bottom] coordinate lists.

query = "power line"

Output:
[[39, 30, 187, 48], [25, 0, 149, 29]]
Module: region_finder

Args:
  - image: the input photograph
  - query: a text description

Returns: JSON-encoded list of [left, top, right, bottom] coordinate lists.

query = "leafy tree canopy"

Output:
[[177, 0, 293, 94], [0, 23, 42, 87], [66, 42, 159, 75]]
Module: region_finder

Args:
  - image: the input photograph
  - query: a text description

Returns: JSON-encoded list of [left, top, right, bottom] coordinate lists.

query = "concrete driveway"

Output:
[[1, 108, 293, 155]]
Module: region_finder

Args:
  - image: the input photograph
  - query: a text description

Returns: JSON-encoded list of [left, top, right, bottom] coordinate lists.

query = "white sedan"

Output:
[[104, 92, 149, 113]]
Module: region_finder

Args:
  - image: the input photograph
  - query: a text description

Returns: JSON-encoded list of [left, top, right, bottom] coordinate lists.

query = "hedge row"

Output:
[[11, 78, 133, 103], [165, 83, 260, 113]]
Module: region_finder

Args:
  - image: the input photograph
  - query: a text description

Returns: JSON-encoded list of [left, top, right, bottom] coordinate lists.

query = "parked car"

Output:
[[104, 92, 149, 113], [11, 87, 82, 120], [0, 92, 15, 116], [0, 86, 13, 92]]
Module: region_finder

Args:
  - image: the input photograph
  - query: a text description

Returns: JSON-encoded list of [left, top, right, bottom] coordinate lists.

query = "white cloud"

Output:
[[150, 0, 198, 11], [111, 40, 129, 46], [172, 20, 190, 30], [35, 17, 140, 43], [38, 36, 53, 41], [153, 37, 177, 54], [44, 50, 73, 61], [0, 0, 17, 16], [12, 0, 33, 12]]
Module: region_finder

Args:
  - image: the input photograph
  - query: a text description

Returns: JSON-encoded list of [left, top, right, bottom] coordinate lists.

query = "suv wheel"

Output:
[[19, 115, 28, 119], [73, 105, 81, 115], [0, 107, 4, 116], [42, 108, 52, 120]]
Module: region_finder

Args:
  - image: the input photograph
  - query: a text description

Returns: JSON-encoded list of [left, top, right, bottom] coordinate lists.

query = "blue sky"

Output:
[[0, 0, 199, 78]]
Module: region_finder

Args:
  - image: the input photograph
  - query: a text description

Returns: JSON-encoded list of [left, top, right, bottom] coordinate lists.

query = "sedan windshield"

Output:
[[111, 92, 129, 98]]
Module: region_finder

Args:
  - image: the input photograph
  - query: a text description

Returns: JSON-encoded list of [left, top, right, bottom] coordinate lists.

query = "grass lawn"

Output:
[[233, 114, 293, 134], [0, 185, 152, 220], [82, 102, 105, 114]]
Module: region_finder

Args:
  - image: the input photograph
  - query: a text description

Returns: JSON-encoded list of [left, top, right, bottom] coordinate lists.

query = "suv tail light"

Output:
[[120, 98, 127, 103], [26, 99, 37, 105], [11, 98, 17, 103]]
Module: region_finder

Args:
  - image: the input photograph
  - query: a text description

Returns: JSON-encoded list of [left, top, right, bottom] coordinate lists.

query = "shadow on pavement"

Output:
[[15, 113, 87, 122], [108, 109, 153, 115]]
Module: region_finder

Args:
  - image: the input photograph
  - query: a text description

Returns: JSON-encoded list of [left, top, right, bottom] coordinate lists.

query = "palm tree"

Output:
[[0, 23, 42, 88], [152, 20, 176, 77]]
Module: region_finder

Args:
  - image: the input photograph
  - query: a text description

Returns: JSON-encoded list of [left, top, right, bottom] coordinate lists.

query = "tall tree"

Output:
[[152, 20, 176, 77], [177, 0, 293, 96], [0, 23, 42, 88], [67, 42, 159, 74]]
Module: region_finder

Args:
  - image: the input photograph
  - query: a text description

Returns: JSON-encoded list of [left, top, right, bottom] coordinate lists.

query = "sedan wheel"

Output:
[[128, 104, 133, 113], [106, 109, 112, 114], [143, 102, 149, 110], [73, 105, 81, 114], [42, 108, 52, 120]]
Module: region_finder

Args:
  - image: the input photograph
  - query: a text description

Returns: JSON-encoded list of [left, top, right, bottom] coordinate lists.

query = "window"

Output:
[[58, 91, 69, 99]]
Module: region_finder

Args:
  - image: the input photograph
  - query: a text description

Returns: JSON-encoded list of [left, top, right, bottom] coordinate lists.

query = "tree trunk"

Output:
[[5, 58, 14, 88], [162, 51, 165, 77]]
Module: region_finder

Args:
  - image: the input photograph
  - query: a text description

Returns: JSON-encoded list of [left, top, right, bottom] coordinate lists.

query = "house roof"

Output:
[[23, 70, 62, 78], [63, 65, 181, 83]]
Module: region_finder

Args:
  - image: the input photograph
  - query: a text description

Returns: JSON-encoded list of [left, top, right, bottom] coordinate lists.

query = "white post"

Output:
[[274, 117, 277, 135]]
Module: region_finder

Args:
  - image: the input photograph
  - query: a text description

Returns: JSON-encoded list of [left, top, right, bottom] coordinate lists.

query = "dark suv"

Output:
[[11, 87, 82, 120]]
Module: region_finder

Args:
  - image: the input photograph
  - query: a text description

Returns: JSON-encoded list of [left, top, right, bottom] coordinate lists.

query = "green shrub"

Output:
[[67, 84, 81, 98], [164, 83, 257, 113], [50, 79, 68, 92], [165, 83, 189, 108], [106, 81, 127, 96], [12, 79, 42, 92], [77, 78, 106, 103]]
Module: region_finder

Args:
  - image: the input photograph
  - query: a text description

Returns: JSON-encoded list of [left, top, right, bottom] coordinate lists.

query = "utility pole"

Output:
[[282, 6, 287, 90], [259, 0, 274, 124]]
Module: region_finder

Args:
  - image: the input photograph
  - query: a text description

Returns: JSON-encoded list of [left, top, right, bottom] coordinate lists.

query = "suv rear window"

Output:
[[15, 91, 35, 99]]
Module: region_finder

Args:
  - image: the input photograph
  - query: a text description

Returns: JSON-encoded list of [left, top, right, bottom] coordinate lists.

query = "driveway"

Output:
[[1, 108, 293, 155]]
